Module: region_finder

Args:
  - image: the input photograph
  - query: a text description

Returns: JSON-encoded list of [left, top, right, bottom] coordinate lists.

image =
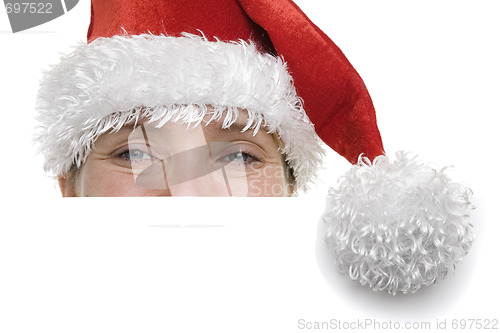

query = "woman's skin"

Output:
[[59, 113, 293, 197]]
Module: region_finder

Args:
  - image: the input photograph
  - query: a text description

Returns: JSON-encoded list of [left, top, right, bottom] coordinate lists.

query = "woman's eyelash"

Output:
[[225, 151, 254, 162], [120, 149, 148, 160], [218, 149, 262, 165]]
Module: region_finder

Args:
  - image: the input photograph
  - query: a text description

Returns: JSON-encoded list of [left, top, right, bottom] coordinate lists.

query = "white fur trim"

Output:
[[35, 34, 323, 190], [323, 152, 474, 295]]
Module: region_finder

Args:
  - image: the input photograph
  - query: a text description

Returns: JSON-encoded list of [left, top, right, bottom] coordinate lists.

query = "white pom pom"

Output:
[[323, 152, 474, 295]]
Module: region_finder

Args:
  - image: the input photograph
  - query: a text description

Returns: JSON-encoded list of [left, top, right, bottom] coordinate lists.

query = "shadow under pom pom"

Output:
[[323, 152, 474, 295]]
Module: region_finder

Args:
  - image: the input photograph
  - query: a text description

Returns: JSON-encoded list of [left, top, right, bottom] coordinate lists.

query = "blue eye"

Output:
[[120, 149, 154, 161], [226, 152, 252, 162], [219, 151, 260, 166]]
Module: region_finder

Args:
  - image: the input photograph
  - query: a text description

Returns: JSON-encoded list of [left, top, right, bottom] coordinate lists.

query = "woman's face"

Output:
[[59, 114, 292, 197]]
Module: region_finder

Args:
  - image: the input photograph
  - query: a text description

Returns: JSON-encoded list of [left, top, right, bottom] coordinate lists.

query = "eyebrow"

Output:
[[222, 121, 249, 132]]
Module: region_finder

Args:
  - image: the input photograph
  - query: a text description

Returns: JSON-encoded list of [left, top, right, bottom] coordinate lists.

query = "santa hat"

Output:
[[35, 0, 474, 294]]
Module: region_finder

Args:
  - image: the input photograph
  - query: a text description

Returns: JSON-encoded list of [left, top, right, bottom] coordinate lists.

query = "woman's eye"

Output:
[[119, 149, 154, 161], [221, 151, 259, 165]]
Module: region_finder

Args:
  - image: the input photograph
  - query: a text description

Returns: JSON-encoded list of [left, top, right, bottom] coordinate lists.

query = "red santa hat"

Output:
[[35, 0, 474, 295], [35, 0, 383, 190]]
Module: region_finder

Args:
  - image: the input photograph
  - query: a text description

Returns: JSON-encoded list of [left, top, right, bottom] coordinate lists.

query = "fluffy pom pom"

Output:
[[323, 152, 474, 295]]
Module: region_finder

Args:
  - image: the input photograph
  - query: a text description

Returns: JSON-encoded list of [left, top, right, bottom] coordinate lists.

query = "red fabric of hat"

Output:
[[87, 0, 275, 52], [237, 0, 384, 163]]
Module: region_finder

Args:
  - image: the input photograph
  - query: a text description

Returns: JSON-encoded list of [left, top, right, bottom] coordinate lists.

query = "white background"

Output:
[[0, 1, 499, 332]]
